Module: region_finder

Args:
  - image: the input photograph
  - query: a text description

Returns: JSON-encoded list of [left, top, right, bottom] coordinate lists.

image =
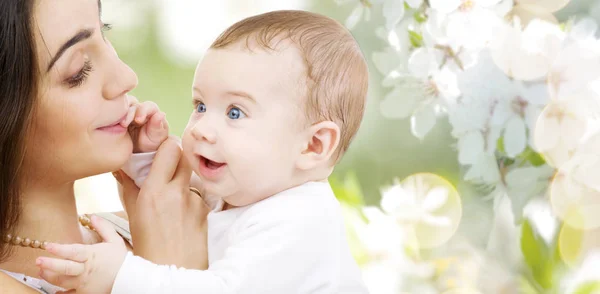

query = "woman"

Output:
[[0, 0, 209, 292]]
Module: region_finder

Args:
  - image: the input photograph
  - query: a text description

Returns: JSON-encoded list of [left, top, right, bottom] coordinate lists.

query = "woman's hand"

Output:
[[116, 137, 210, 269]]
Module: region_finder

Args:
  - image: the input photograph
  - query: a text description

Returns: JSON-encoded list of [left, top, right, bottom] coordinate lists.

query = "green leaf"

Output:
[[340, 204, 370, 266], [573, 281, 600, 294], [521, 219, 555, 289], [404, 1, 410, 10], [408, 30, 424, 48], [518, 147, 546, 167], [413, 11, 427, 23], [518, 275, 541, 294], [329, 171, 365, 208]]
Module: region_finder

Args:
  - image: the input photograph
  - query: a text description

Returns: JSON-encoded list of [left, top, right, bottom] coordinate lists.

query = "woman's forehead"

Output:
[[33, 0, 101, 65]]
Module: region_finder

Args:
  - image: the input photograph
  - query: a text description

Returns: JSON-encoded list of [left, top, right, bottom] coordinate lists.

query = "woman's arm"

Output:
[[0, 271, 41, 293]]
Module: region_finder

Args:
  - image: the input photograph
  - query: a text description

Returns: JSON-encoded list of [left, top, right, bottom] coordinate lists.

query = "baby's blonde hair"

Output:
[[210, 10, 369, 161]]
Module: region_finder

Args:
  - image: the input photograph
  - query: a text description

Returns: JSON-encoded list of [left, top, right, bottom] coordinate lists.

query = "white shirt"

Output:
[[111, 181, 368, 294]]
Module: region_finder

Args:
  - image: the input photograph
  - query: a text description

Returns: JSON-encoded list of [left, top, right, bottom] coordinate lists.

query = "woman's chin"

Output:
[[93, 139, 133, 174]]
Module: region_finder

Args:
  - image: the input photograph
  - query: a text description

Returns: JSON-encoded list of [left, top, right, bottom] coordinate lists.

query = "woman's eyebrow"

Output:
[[46, 29, 93, 73]]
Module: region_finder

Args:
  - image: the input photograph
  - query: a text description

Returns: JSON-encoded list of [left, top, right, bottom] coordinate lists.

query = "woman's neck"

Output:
[[0, 180, 97, 278]]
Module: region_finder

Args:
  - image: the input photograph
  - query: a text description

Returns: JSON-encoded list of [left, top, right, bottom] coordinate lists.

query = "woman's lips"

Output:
[[97, 123, 127, 134], [97, 114, 128, 134]]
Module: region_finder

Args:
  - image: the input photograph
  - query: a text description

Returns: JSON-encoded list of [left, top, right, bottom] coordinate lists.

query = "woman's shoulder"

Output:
[[0, 271, 41, 293]]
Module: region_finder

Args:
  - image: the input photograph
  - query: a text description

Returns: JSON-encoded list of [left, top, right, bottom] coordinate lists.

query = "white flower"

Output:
[[523, 198, 558, 244], [507, 0, 572, 25], [490, 81, 550, 157], [358, 207, 407, 261], [547, 40, 600, 100], [549, 130, 600, 230], [422, 11, 480, 70], [562, 251, 600, 294], [490, 18, 565, 81], [380, 174, 463, 249], [356, 207, 410, 293], [381, 0, 406, 31], [429, 0, 502, 15], [381, 184, 452, 227], [533, 100, 588, 168], [361, 262, 404, 294], [428, 0, 505, 50], [336, 0, 373, 30]]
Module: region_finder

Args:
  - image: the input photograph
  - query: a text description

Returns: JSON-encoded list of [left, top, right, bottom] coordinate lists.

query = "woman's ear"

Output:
[[296, 121, 340, 171]]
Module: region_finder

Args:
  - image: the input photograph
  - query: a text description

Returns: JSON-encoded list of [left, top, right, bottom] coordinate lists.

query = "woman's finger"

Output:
[[39, 269, 80, 291], [172, 142, 192, 187], [142, 138, 182, 191], [45, 243, 88, 263], [36, 257, 85, 276], [118, 171, 140, 221]]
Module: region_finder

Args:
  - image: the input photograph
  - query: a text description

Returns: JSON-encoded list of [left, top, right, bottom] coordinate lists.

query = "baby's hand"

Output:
[[36, 216, 128, 293], [123, 97, 169, 153]]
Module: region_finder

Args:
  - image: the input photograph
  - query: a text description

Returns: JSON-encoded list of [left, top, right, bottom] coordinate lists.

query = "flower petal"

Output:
[[372, 47, 402, 75], [458, 131, 485, 165], [421, 214, 452, 227], [411, 104, 437, 140], [383, 0, 405, 31], [503, 116, 527, 158], [380, 84, 422, 119], [345, 4, 364, 30], [405, 0, 424, 8], [422, 187, 449, 212], [429, 0, 461, 14], [518, 0, 570, 13], [408, 48, 435, 78]]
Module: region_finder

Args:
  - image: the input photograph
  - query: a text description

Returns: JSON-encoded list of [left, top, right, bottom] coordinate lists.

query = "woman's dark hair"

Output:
[[0, 0, 39, 262]]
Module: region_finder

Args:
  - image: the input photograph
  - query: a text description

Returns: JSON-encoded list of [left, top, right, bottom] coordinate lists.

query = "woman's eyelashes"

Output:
[[65, 60, 93, 88], [193, 101, 247, 119]]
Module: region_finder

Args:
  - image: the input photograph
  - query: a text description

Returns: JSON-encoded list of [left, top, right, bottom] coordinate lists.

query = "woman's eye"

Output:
[[196, 103, 207, 113], [227, 107, 246, 120], [66, 60, 93, 88]]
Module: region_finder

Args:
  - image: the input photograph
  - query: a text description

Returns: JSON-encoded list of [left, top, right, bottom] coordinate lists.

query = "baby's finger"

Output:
[[36, 257, 85, 276], [45, 243, 88, 263], [134, 101, 159, 125], [91, 215, 124, 244], [144, 112, 168, 143], [127, 95, 139, 106], [120, 105, 137, 128], [39, 269, 80, 291]]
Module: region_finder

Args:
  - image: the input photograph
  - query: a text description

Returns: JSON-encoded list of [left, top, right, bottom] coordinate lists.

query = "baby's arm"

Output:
[[120, 101, 169, 187], [37, 203, 341, 293], [36, 216, 129, 294]]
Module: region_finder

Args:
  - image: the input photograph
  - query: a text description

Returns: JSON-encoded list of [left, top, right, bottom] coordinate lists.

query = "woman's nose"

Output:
[[102, 46, 138, 100]]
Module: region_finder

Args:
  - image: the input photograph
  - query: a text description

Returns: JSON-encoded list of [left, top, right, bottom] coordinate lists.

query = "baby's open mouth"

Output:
[[201, 156, 226, 170]]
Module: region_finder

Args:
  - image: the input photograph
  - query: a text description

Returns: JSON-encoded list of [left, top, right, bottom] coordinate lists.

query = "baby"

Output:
[[37, 10, 369, 293]]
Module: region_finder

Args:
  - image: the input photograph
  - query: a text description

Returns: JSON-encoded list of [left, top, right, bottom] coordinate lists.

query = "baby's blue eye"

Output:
[[196, 103, 206, 113], [227, 107, 245, 119]]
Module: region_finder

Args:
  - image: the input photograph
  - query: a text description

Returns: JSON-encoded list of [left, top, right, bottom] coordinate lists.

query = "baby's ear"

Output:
[[295, 121, 340, 171]]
